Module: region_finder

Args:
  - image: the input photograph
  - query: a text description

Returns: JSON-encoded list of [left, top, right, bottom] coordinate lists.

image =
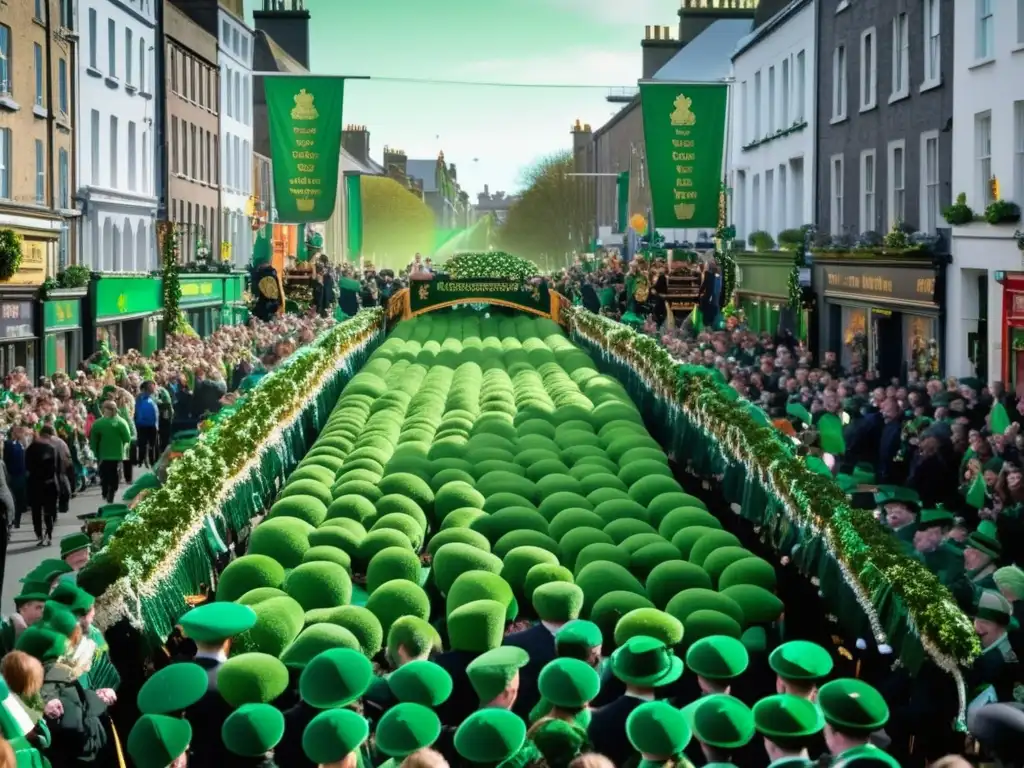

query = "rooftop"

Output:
[[653, 18, 754, 81]]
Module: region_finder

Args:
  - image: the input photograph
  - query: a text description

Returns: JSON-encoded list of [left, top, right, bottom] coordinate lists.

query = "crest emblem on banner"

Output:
[[675, 203, 696, 220], [671, 94, 696, 126], [291, 89, 319, 121]]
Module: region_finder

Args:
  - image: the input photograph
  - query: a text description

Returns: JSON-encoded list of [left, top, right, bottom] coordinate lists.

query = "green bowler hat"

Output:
[[387, 660, 453, 707], [685, 635, 749, 681], [538, 657, 601, 709], [752, 694, 825, 746], [299, 648, 373, 709], [222, 703, 286, 757], [467, 646, 529, 703], [454, 708, 527, 765], [768, 640, 834, 682], [127, 714, 192, 768], [60, 532, 91, 559], [817, 679, 889, 735], [626, 700, 692, 758], [610, 635, 684, 687], [375, 702, 442, 758], [179, 601, 258, 643], [302, 708, 369, 765], [690, 694, 755, 750], [137, 662, 209, 715]]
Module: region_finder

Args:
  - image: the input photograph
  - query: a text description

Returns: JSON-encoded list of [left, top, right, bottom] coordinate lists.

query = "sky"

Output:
[[242, 0, 684, 199]]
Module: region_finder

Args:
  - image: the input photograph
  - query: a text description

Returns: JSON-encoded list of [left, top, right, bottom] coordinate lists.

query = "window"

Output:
[[34, 0, 44, 21], [768, 66, 776, 133], [142, 130, 149, 194], [740, 81, 748, 143], [128, 122, 137, 191], [60, 0, 73, 29], [242, 76, 249, 123], [921, 132, 940, 233], [1019, 0, 1024, 46], [206, 132, 212, 185], [34, 44, 44, 107], [765, 168, 775, 233], [976, 111, 993, 206], [753, 70, 763, 138], [190, 124, 197, 178], [58, 148, 69, 210], [88, 10, 97, 69], [198, 66, 205, 108], [860, 150, 876, 233], [0, 129, 9, 199], [90, 110, 100, 184], [110, 116, 118, 189], [778, 165, 788, 229], [1016, 102, 1024, 206], [213, 135, 219, 185], [241, 36, 249, 61], [795, 51, 806, 122], [832, 46, 847, 121], [924, 0, 941, 84], [181, 119, 188, 175], [169, 47, 177, 92], [0, 25, 9, 95], [830, 155, 844, 235], [35, 140, 45, 204], [860, 28, 876, 110], [752, 174, 761, 232], [171, 116, 179, 174], [734, 171, 746, 236], [222, 20, 230, 42], [125, 28, 133, 86], [781, 58, 790, 127], [139, 39, 147, 93], [977, 0, 994, 60], [888, 140, 906, 226], [892, 13, 909, 98], [58, 60, 68, 114], [233, 71, 241, 117], [108, 19, 117, 76]]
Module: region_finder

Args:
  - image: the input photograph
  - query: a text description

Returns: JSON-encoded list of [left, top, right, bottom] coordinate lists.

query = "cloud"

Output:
[[464, 47, 640, 87], [547, 0, 679, 26]]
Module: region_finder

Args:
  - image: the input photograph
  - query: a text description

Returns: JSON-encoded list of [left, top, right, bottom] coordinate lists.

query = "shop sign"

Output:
[[822, 265, 937, 306], [179, 278, 224, 306], [0, 301, 34, 339], [43, 299, 81, 330], [94, 276, 163, 319]]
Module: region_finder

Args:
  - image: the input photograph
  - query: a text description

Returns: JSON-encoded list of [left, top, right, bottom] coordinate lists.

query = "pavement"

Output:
[[2, 484, 110, 604]]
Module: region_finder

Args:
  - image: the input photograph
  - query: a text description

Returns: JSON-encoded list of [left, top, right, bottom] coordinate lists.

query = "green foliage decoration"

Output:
[[0, 229, 23, 281], [162, 227, 185, 335], [442, 251, 540, 280]]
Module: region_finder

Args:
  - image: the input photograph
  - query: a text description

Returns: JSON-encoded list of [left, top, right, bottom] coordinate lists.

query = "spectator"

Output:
[[89, 401, 132, 504], [3, 426, 26, 530], [24, 426, 61, 546], [134, 381, 160, 468]]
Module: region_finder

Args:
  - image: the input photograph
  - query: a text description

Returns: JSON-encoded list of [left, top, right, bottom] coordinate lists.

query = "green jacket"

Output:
[[920, 542, 965, 587], [89, 416, 132, 462]]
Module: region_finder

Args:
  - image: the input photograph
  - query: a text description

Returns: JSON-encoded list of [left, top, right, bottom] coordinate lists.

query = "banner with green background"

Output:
[[639, 82, 727, 229], [346, 175, 363, 262], [410, 279, 551, 317], [264, 76, 345, 223]]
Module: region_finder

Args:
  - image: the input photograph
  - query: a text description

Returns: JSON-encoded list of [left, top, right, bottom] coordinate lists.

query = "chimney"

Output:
[[484, 184, 490, 196], [571, 119, 593, 157], [342, 124, 370, 165], [253, 0, 311, 69], [383, 146, 407, 177], [642, 24, 682, 79], [679, 0, 759, 45]]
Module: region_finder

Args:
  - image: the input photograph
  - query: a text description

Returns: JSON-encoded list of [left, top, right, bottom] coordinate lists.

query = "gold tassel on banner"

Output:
[[111, 721, 128, 768]]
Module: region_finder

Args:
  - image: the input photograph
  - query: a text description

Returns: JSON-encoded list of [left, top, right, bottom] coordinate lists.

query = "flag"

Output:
[[966, 472, 987, 509], [689, 306, 704, 332], [817, 413, 847, 456], [990, 402, 1012, 435]]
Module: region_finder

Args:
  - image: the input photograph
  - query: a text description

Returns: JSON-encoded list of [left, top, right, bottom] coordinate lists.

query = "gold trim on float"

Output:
[[409, 298, 552, 318]]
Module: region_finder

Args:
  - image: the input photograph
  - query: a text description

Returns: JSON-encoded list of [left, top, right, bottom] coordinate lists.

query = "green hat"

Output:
[[610, 635, 684, 687], [60, 533, 91, 559], [720, 585, 784, 626], [917, 507, 955, 530], [48, 582, 94, 616], [966, 522, 1002, 560], [137, 662, 209, 715], [626, 700, 692, 758], [555, 620, 603, 659], [375, 703, 442, 758], [98, 503, 131, 519], [15, 627, 67, 662], [538, 657, 600, 709], [530, 719, 588, 767], [21, 558, 71, 585], [179, 602, 258, 643], [533, 582, 584, 623], [769, 640, 834, 682], [994, 565, 1024, 598], [454, 708, 527, 764], [445, 571, 518, 622], [41, 601, 78, 638], [302, 708, 369, 765], [281, 624, 362, 668], [876, 486, 919, 510], [466, 646, 529, 703], [447, 599, 506, 653], [752, 694, 825, 749], [222, 703, 286, 757], [831, 747, 902, 767], [217, 653, 290, 708], [975, 589, 1013, 626], [685, 635, 749, 681], [387, 616, 442, 661], [12, 581, 50, 607], [387, 660, 453, 707], [127, 714, 192, 768], [690, 694, 755, 750], [299, 648, 373, 709], [816, 679, 889, 735]]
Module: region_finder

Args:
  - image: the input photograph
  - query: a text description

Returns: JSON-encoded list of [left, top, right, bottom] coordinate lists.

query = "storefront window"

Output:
[[98, 324, 121, 353], [0, 341, 35, 380], [842, 307, 868, 371], [55, 333, 67, 374], [905, 314, 940, 377]]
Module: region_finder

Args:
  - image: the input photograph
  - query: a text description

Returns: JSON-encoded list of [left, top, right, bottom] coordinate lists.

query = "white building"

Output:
[[946, 0, 1024, 384], [76, 0, 158, 272], [727, 0, 816, 244], [218, 8, 253, 268]]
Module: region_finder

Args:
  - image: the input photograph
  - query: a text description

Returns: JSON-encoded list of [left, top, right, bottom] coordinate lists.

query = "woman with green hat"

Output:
[[532, 658, 600, 730], [625, 700, 692, 768]]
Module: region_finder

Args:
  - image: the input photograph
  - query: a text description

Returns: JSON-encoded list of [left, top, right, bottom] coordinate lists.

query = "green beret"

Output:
[[446, 571, 518, 622], [690, 694, 755, 750], [626, 700, 692, 758], [299, 648, 373, 709], [304, 605, 383, 658], [538, 657, 600, 708], [610, 635, 683, 687], [533, 582, 584, 623], [217, 653, 290, 708], [302, 708, 369, 764], [222, 703, 286, 757], [555, 620, 603, 659], [613, 608, 684, 649], [717, 557, 777, 592], [467, 646, 529, 703], [685, 635, 750, 681], [49, 582, 94, 616], [127, 714, 192, 768], [720, 584, 784, 625], [387, 660, 453, 707], [769, 641, 834, 682], [454, 708, 527, 765], [752, 694, 825, 749], [387, 616, 442, 662], [816, 679, 889, 735], [447, 599, 506, 653], [179, 602, 257, 644], [530, 719, 588, 767], [281, 623, 362, 669], [137, 662, 208, 715], [60, 533, 91, 559], [375, 703, 442, 758]]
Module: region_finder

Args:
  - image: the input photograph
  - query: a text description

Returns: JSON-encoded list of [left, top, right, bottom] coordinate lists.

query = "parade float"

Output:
[[76, 251, 979, 725]]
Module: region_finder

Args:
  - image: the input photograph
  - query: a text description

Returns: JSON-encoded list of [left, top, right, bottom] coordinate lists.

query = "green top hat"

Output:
[[752, 694, 825, 746], [59, 533, 91, 559], [610, 635, 684, 688], [127, 714, 192, 768], [222, 703, 286, 758], [375, 703, 441, 758], [538, 657, 601, 709], [302, 708, 369, 765], [626, 700, 692, 758], [387, 660, 453, 707], [816, 679, 889, 735], [685, 635, 749, 681], [467, 646, 529, 703], [137, 663, 209, 715], [179, 601, 258, 644], [966, 521, 1002, 560], [689, 694, 755, 750], [768, 640, 833, 682], [454, 708, 527, 765], [21, 559, 71, 585]]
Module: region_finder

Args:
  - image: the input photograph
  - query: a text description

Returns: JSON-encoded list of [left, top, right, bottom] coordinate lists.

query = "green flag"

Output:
[[638, 82, 728, 229], [990, 402, 1012, 435], [785, 401, 812, 428], [346, 174, 363, 261], [817, 412, 846, 456], [264, 76, 345, 222], [966, 472, 987, 509], [689, 305, 704, 332]]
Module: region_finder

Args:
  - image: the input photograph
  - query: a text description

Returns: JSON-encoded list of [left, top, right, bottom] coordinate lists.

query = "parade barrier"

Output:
[[79, 309, 387, 643], [557, 302, 978, 722]]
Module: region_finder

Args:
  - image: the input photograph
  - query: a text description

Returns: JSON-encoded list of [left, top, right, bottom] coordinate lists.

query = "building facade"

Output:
[[218, 6, 253, 268], [946, 1, 1024, 387], [813, 0, 952, 381], [0, 0, 78, 378]]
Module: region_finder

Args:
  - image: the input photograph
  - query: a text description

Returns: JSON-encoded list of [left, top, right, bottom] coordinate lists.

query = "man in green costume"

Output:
[[816, 679, 891, 763], [250, 236, 283, 322], [967, 590, 1022, 703], [877, 487, 920, 547]]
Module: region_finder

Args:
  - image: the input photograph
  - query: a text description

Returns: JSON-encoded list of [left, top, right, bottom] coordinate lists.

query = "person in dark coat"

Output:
[[698, 259, 722, 328], [4, 425, 27, 529], [249, 238, 283, 322], [433, 600, 506, 728], [25, 426, 61, 547]]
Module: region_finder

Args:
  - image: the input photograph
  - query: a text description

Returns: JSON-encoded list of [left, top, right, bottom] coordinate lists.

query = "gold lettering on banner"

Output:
[[434, 282, 522, 293], [826, 270, 935, 299], [666, 91, 701, 220]]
